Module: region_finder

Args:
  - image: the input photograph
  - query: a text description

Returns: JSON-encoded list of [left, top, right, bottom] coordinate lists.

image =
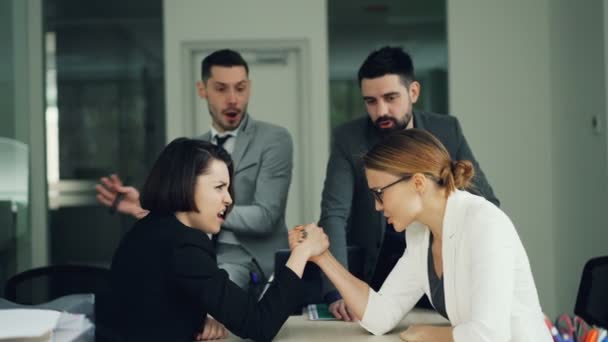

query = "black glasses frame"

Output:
[[369, 174, 413, 204]]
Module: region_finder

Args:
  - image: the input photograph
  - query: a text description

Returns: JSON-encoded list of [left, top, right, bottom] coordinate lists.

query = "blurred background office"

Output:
[[1, 0, 607, 318]]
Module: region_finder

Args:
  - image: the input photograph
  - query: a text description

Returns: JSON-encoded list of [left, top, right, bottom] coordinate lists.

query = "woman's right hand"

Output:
[[289, 223, 329, 257], [95, 174, 148, 219]]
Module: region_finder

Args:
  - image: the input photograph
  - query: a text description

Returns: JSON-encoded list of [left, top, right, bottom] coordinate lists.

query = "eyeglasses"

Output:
[[369, 174, 413, 204]]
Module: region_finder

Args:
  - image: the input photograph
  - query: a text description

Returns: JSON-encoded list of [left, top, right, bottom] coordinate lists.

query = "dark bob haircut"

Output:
[[141, 138, 234, 216], [201, 49, 249, 83], [357, 46, 415, 87]]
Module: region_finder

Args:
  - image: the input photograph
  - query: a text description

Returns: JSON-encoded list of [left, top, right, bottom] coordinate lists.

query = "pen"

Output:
[[556, 314, 575, 338], [545, 317, 564, 342], [597, 328, 607, 342], [249, 271, 259, 285], [110, 192, 125, 215], [550, 326, 564, 342], [250, 258, 267, 283], [585, 328, 598, 342]]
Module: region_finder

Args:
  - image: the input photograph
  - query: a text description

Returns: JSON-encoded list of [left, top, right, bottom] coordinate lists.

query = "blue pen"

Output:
[[598, 329, 608, 342], [249, 271, 259, 285], [549, 326, 564, 342]]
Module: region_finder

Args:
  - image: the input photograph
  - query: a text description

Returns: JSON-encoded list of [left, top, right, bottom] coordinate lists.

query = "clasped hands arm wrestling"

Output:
[[289, 224, 453, 342], [198, 225, 331, 341]]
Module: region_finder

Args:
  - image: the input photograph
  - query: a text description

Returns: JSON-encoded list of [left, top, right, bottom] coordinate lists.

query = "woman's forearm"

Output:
[[285, 247, 311, 278], [314, 251, 370, 320]]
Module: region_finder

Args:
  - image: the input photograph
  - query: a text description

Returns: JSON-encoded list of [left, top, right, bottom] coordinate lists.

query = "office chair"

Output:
[[3, 264, 122, 341], [4, 264, 110, 305], [574, 256, 608, 328]]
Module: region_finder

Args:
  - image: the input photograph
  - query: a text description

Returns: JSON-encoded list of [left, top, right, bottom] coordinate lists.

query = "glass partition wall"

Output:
[[43, 0, 165, 266]]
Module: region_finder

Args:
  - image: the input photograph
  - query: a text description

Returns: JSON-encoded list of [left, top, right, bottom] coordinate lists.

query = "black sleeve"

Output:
[[173, 243, 304, 342]]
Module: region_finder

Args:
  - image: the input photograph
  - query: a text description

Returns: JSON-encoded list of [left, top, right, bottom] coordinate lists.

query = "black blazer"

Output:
[[319, 111, 500, 296], [110, 214, 303, 341]]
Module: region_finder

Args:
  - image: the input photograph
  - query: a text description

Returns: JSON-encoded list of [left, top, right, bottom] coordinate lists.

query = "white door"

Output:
[[192, 47, 305, 229]]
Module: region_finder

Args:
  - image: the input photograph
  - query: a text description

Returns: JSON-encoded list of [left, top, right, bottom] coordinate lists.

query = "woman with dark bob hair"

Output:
[[110, 138, 328, 341], [291, 129, 552, 342]]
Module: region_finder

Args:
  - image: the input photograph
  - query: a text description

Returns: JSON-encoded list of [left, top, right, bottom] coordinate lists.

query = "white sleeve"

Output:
[[452, 213, 514, 342], [359, 235, 425, 335]]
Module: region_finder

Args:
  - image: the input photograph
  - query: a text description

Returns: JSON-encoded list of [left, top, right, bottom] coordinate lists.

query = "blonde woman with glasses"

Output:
[[292, 129, 551, 342]]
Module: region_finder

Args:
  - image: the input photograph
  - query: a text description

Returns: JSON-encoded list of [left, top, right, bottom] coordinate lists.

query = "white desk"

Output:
[[224, 308, 449, 341]]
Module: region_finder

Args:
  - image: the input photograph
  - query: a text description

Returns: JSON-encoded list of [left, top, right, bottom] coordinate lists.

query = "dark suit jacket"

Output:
[[110, 214, 303, 341], [319, 111, 499, 298]]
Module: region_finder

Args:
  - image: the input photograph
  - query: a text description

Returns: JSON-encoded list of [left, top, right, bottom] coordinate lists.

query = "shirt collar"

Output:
[[210, 116, 244, 138]]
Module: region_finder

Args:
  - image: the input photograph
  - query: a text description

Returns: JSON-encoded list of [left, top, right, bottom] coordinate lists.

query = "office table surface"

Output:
[[223, 308, 450, 341]]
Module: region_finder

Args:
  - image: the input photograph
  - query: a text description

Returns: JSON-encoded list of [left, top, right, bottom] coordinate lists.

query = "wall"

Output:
[[0, 0, 47, 270], [163, 0, 329, 221], [448, 0, 556, 314], [0, 0, 16, 140], [549, 0, 608, 314], [606, 0, 608, 187], [449, 0, 608, 316]]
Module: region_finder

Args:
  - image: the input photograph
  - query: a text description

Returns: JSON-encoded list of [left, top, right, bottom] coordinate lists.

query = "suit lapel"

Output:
[[199, 131, 212, 142], [364, 117, 383, 150], [231, 114, 253, 171]]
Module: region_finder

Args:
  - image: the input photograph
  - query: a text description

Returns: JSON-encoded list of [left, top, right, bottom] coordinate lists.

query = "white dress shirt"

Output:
[[210, 125, 240, 155]]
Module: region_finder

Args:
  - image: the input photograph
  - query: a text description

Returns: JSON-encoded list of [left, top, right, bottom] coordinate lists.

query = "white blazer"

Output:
[[360, 190, 552, 342]]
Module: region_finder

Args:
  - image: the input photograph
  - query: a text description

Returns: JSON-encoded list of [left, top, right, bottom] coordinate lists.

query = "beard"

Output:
[[373, 112, 412, 134]]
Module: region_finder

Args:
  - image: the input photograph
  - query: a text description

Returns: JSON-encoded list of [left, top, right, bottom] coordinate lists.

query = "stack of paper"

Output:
[[0, 309, 60, 341], [54, 312, 94, 341], [0, 309, 93, 342]]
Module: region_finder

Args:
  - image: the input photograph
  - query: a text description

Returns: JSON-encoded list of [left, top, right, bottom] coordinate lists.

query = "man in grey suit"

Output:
[[319, 46, 500, 321], [96, 49, 293, 291]]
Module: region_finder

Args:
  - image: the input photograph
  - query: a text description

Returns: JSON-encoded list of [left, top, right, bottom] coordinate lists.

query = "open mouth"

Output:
[[223, 109, 241, 119], [378, 119, 394, 129], [217, 209, 227, 220]]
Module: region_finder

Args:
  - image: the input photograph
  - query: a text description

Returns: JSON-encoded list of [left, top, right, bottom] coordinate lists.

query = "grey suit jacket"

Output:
[[318, 111, 499, 298], [199, 115, 293, 278]]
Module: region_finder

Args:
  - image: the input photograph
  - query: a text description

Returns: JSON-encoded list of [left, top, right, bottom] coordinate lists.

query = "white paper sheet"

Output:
[[0, 309, 60, 339]]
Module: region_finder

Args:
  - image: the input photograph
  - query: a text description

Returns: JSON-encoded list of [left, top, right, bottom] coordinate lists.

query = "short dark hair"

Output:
[[201, 49, 249, 83], [357, 46, 415, 87], [141, 138, 234, 215]]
